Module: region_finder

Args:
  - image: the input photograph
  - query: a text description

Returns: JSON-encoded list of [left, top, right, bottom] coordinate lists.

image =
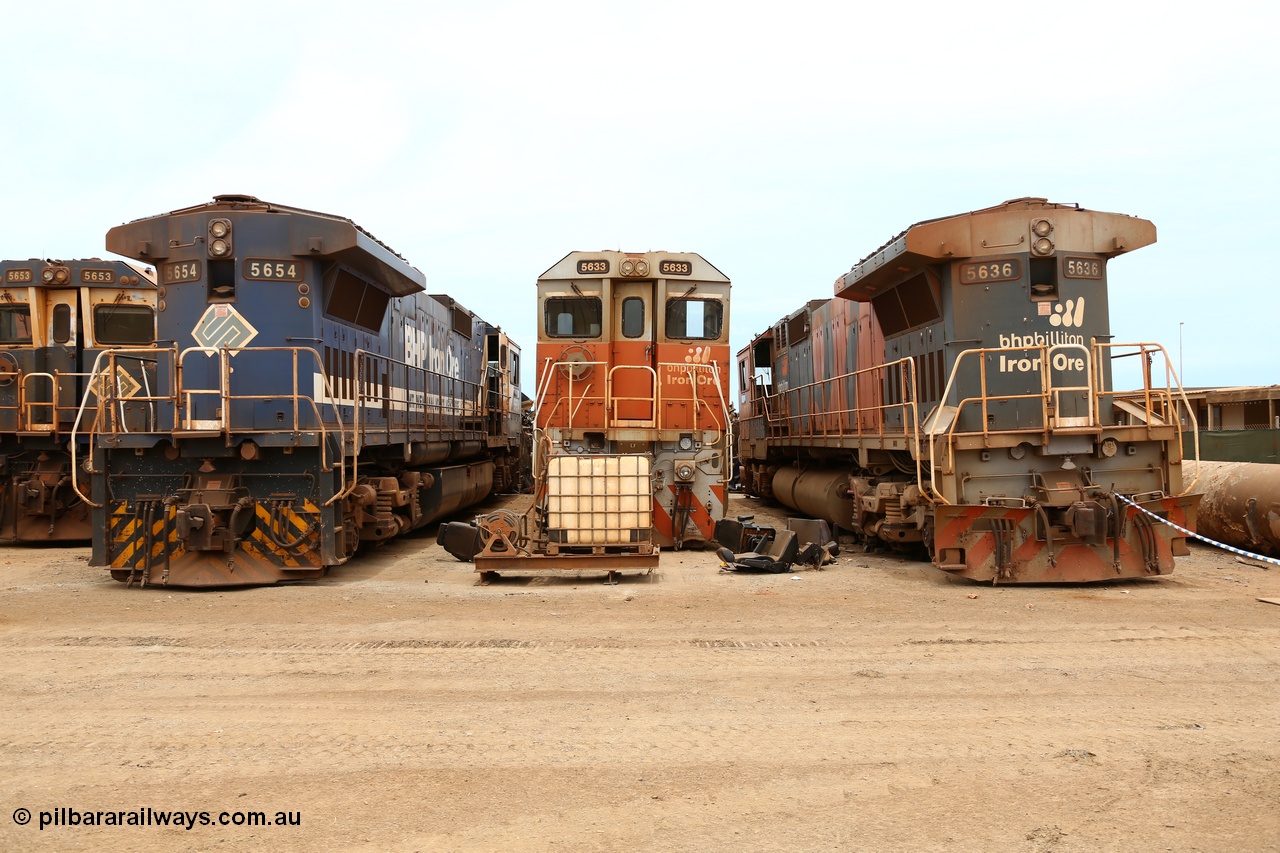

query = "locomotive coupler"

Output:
[[173, 480, 256, 552]]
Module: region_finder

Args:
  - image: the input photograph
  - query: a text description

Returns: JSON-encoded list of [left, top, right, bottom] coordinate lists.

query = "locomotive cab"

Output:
[[0, 259, 156, 544]]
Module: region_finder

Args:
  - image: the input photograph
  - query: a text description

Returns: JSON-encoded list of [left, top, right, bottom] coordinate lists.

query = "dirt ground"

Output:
[[1, 493, 1278, 853]]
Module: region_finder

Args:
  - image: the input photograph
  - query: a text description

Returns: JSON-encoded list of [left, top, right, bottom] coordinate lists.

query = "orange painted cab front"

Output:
[[535, 251, 731, 548]]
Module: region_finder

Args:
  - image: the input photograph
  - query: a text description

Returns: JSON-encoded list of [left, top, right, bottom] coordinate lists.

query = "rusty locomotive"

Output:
[[0, 258, 156, 543], [85, 195, 524, 587], [440, 251, 733, 577], [738, 198, 1201, 583]]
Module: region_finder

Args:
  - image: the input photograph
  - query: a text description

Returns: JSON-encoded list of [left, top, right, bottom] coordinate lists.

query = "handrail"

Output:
[[742, 355, 925, 499], [350, 347, 487, 450], [744, 356, 919, 442], [70, 342, 518, 510], [744, 341, 1193, 506], [534, 359, 606, 433], [538, 358, 731, 436], [1044, 342, 1095, 428], [70, 346, 173, 507], [174, 345, 350, 500], [606, 364, 657, 426], [1095, 341, 1200, 496], [18, 371, 60, 433], [657, 361, 725, 434]]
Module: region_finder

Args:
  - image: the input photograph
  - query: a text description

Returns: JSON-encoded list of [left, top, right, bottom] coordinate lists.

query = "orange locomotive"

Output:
[[439, 251, 732, 577], [534, 251, 732, 550]]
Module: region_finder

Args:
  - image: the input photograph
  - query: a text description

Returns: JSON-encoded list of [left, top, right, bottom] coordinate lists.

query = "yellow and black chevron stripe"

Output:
[[108, 499, 325, 570]]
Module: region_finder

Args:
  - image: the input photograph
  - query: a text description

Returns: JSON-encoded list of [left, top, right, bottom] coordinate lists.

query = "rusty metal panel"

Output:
[[836, 198, 1155, 302], [474, 552, 658, 572], [1195, 461, 1280, 556]]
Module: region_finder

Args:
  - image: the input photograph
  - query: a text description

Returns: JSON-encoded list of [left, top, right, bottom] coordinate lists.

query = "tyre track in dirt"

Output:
[[2, 501, 1279, 851]]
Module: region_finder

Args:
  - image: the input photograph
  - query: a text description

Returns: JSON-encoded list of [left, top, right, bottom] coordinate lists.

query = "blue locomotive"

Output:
[[90, 195, 523, 586], [0, 258, 156, 542]]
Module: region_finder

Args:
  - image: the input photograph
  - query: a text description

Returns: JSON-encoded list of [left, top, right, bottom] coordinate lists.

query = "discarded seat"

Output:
[[717, 528, 799, 574]]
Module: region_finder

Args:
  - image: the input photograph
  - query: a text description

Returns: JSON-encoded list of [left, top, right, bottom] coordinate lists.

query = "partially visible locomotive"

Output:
[[85, 195, 523, 587], [0, 258, 156, 542], [441, 251, 732, 575], [738, 198, 1200, 583]]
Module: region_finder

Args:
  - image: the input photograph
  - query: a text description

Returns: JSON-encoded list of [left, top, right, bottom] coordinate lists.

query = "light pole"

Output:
[[1179, 321, 1185, 384]]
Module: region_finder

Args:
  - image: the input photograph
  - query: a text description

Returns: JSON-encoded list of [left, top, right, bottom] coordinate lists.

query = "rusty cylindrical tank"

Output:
[[772, 466, 856, 531], [1194, 461, 1280, 557]]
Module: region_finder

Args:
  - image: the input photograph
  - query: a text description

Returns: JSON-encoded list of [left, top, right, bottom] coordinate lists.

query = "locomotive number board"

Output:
[[959, 259, 1020, 284], [659, 259, 692, 276], [4, 268, 33, 283], [576, 259, 609, 275], [1063, 257, 1104, 279], [243, 259, 303, 281], [80, 268, 116, 283], [161, 261, 202, 284]]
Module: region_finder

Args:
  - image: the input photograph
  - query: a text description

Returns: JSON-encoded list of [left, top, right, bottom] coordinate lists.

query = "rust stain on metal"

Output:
[[1196, 461, 1280, 557]]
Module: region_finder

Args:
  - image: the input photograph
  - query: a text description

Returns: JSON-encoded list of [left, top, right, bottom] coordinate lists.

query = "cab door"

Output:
[[609, 281, 656, 426], [44, 288, 79, 430]]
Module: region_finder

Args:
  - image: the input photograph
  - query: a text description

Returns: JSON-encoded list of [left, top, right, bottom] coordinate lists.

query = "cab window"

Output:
[[0, 307, 32, 343], [621, 297, 645, 338], [545, 297, 602, 338], [94, 305, 155, 344], [52, 304, 72, 344], [665, 298, 722, 340]]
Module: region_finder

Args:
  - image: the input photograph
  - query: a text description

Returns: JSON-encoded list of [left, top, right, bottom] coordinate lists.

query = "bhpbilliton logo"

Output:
[[1048, 297, 1085, 328]]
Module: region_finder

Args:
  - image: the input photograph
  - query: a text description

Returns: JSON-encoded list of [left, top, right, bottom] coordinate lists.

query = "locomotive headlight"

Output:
[[207, 218, 232, 257], [634, 260, 649, 276], [41, 268, 55, 283], [621, 260, 635, 275], [1033, 237, 1054, 256], [53, 267, 70, 283], [1032, 218, 1052, 237], [1099, 437, 1119, 458], [678, 434, 693, 451], [675, 463, 695, 482]]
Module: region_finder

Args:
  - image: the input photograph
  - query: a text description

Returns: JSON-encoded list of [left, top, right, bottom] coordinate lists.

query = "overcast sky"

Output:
[[1, 1, 1275, 393]]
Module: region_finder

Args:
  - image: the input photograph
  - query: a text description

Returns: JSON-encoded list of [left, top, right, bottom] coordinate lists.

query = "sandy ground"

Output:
[[1, 493, 1278, 853]]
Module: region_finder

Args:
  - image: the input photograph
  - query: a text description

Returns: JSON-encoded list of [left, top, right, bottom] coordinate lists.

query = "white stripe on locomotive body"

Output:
[[310, 373, 482, 415]]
